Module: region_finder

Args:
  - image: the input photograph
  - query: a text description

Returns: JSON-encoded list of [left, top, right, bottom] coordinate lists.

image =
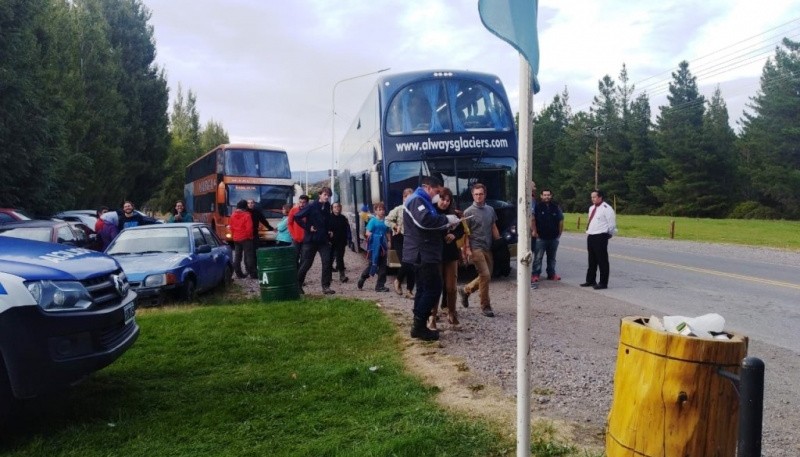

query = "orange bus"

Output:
[[184, 144, 295, 245]]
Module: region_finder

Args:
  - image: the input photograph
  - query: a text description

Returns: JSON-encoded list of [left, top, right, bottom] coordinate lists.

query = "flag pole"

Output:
[[516, 53, 534, 456]]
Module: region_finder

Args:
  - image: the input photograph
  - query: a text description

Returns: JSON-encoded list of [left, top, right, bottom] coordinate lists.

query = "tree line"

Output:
[[530, 38, 800, 220], [0, 0, 227, 217], [3, 2, 797, 220]]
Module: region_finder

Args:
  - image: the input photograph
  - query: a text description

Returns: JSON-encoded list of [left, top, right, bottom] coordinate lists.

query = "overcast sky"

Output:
[[142, 0, 800, 172]]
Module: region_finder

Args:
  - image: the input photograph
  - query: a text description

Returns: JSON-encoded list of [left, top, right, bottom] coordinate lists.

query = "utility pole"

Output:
[[587, 126, 605, 189]]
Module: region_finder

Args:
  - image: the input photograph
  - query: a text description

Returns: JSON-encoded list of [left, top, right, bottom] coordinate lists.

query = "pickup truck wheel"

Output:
[[0, 362, 15, 425]]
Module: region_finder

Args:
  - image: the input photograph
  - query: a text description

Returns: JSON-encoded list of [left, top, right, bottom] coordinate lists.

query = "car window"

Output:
[[0, 214, 14, 223], [57, 226, 76, 243], [199, 227, 219, 247], [72, 226, 88, 242], [0, 227, 51, 242], [192, 227, 207, 249], [108, 227, 190, 254]]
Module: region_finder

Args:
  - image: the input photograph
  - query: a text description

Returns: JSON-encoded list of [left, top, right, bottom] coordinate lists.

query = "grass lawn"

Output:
[[1, 298, 558, 457], [563, 213, 800, 251]]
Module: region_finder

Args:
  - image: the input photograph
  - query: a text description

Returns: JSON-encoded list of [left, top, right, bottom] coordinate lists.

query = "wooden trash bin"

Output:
[[606, 316, 748, 457]]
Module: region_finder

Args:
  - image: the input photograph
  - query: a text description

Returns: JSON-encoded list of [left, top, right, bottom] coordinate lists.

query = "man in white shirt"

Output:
[[580, 190, 617, 290]]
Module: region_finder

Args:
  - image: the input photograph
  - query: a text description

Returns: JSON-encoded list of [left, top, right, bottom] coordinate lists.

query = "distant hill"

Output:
[[291, 170, 331, 185]]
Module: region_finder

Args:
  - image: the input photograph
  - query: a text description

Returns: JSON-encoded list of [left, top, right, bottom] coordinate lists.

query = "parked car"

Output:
[[0, 237, 139, 421], [106, 223, 233, 306], [67, 221, 103, 251], [0, 220, 94, 248], [52, 209, 99, 228], [0, 208, 31, 224]]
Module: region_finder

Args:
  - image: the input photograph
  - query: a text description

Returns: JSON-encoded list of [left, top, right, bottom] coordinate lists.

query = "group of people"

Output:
[[528, 182, 617, 291], [95, 200, 164, 250], [226, 179, 617, 343]]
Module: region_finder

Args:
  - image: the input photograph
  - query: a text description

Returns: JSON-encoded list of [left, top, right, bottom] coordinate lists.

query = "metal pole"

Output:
[[594, 135, 599, 189], [516, 54, 534, 457], [330, 68, 390, 198], [737, 357, 765, 457]]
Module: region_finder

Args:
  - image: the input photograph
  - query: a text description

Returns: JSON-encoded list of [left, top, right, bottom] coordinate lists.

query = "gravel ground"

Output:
[[236, 240, 799, 455]]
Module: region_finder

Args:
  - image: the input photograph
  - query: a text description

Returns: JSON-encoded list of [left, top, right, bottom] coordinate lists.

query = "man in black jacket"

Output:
[[247, 199, 275, 245], [295, 187, 335, 295], [402, 176, 458, 341], [328, 202, 351, 283]]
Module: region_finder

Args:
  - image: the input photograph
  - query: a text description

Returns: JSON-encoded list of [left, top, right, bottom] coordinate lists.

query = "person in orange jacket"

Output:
[[230, 199, 255, 279], [287, 194, 309, 267]]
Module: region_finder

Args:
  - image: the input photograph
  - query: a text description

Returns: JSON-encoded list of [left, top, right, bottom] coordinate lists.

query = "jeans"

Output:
[[532, 238, 560, 277]]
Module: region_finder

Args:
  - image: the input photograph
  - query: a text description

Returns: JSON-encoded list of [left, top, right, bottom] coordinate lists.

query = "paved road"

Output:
[[554, 233, 800, 352]]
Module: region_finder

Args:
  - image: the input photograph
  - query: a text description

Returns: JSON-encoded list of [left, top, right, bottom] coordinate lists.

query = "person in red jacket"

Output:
[[287, 195, 309, 267], [230, 199, 255, 279]]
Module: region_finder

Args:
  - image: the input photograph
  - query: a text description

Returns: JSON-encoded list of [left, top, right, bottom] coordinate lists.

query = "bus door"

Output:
[[349, 173, 371, 252]]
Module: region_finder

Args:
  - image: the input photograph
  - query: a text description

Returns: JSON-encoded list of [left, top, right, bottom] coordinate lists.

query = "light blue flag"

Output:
[[478, 0, 540, 93]]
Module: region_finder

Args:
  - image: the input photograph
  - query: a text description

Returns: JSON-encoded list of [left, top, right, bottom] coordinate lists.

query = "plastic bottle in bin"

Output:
[[663, 313, 725, 338]]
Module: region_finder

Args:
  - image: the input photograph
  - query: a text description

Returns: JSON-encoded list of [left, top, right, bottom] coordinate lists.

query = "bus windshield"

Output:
[[386, 79, 512, 135], [386, 157, 516, 211], [224, 148, 291, 178], [227, 184, 294, 218]]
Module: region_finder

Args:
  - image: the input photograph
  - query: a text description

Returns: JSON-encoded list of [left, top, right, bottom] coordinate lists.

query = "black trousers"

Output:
[[413, 263, 442, 321], [330, 241, 347, 275], [297, 242, 333, 289], [234, 239, 256, 278], [359, 255, 387, 289], [585, 233, 610, 286]]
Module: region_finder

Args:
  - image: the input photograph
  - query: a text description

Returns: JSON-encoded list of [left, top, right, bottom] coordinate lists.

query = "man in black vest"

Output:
[[531, 188, 564, 282], [402, 176, 458, 341]]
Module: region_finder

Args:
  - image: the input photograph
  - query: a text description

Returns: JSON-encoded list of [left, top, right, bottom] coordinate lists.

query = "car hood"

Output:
[[0, 239, 120, 281], [112, 252, 191, 278]]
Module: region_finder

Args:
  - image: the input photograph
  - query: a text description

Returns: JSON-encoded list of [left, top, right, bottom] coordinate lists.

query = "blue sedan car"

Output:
[[106, 223, 233, 306]]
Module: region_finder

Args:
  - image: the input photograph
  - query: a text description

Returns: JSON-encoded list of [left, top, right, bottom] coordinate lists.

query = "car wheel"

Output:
[[179, 277, 197, 301], [221, 265, 233, 289]]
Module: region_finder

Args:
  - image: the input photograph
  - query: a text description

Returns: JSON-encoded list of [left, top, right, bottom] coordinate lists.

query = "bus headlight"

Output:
[[25, 280, 93, 311]]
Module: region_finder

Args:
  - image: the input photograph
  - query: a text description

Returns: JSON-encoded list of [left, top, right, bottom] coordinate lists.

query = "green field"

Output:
[[0, 299, 586, 457], [563, 213, 800, 251]]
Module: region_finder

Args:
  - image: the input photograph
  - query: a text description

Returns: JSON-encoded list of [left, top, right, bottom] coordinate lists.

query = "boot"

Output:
[[339, 270, 349, 283], [410, 316, 439, 341]]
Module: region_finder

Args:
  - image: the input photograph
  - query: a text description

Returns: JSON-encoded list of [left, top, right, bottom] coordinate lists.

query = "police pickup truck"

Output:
[[0, 237, 139, 419]]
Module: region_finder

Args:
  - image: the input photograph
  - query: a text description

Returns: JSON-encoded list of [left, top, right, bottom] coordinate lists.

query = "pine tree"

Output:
[[624, 92, 661, 213], [531, 88, 571, 191], [652, 61, 724, 216], [101, 0, 169, 208], [0, 0, 61, 213], [199, 120, 230, 154], [151, 85, 201, 210], [738, 38, 800, 219]]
